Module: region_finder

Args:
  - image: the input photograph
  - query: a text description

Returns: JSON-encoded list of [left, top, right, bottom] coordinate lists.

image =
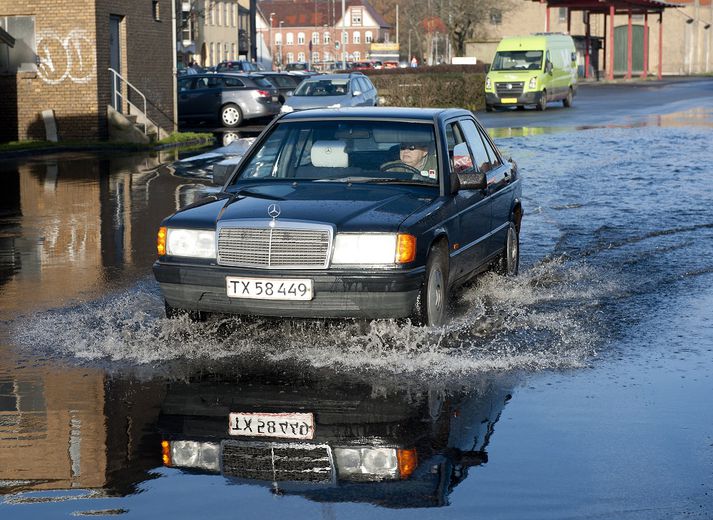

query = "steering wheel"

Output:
[[380, 162, 422, 179]]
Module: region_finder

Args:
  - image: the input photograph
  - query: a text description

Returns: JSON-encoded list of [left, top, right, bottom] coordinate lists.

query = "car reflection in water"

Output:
[[158, 363, 513, 508]]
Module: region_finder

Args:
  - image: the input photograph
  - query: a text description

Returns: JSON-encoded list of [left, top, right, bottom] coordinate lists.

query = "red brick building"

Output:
[[0, 0, 175, 142], [258, 0, 391, 68]]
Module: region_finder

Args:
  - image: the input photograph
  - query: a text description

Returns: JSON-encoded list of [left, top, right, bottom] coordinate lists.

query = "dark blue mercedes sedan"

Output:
[[153, 107, 522, 326]]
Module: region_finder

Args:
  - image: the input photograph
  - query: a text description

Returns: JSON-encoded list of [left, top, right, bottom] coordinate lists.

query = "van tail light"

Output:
[[257, 90, 271, 97]]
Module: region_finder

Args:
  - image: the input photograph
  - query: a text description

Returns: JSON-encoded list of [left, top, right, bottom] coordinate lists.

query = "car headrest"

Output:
[[311, 140, 348, 167]]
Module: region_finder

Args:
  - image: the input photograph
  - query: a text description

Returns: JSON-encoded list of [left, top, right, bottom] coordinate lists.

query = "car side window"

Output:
[[357, 77, 370, 92], [478, 126, 502, 168], [178, 78, 192, 92], [459, 119, 492, 174], [351, 79, 361, 93], [446, 122, 474, 174], [222, 77, 244, 88], [194, 77, 212, 89]]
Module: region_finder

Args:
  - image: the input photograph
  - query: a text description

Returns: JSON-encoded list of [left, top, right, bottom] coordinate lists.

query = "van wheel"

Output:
[[537, 91, 547, 111], [165, 300, 208, 322], [496, 223, 520, 276], [563, 87, 573, 108], [221, 103, 243, 127], [485, 104, 494, 112], [412, 243, 449, 327]]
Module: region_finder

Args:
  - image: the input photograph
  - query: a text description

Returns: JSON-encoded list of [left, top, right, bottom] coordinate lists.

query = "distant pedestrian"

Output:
[[411, 56, 418, 68]]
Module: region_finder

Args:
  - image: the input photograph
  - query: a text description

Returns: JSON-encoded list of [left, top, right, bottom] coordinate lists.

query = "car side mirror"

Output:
[[546, 61, 553, 74], [286, 91, 293, 97], [352, 90, 362, 97], [457, 168, 487, 191]]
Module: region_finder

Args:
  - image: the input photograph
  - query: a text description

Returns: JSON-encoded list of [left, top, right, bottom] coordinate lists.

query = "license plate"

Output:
[[226, 277, 313, 300], [228, 412, 315, 440], [272, 96, 278, 102], [501, 97, 517, 103]]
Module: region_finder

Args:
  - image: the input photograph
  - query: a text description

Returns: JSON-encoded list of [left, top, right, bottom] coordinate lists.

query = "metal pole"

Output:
[[249, 0, 257, 62], [608, 4, 615, 80], [342, 0, 346, 69], [396, 4, 399, 44], [171, 0, 178, 132]]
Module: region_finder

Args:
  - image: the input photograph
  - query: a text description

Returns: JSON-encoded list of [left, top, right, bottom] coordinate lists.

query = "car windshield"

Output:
[[491, 50, 543, 71], [294, 79, 349, 97], [231, 120, 439, 186]]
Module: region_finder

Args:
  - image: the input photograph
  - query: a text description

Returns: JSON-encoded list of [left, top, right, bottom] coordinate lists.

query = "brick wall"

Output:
[[0, 0, 174, 142]]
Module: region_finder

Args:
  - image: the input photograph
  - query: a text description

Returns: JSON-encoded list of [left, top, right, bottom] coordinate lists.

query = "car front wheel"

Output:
[[537, 91, 547, 111], [563, 87, 573, 108], [496, 222, 519, 276], [413, 243, 449, 327], [164, 300, 208, 322], [221, 103, 243, 128]]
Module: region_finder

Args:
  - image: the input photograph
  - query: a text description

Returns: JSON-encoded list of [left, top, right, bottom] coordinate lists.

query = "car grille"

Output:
[[217, 223, 332, 269], [495, 82, 524, 96], [222, 441, 334, 483]]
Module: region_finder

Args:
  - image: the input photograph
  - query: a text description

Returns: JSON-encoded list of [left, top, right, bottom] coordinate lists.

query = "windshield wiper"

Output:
[[221, 187, 285, 202]]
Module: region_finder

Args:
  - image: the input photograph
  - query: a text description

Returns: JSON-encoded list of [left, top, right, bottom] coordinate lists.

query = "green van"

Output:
[[484, 33, 577, 111]]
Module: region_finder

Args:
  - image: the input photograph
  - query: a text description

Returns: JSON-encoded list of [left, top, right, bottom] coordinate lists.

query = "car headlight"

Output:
[[485, 76, 491, 89], [529, 76, 537, 89], [164, 440, 220, 472], [327, 103, 341, 109], [331, 233, 416, 265], [280, 104, 294, 113], [334, 447, 417, 481], [164, 228, 216, 258]]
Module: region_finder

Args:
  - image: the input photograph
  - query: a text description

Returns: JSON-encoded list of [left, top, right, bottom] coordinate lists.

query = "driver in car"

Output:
[[381, 141, 438, 181]]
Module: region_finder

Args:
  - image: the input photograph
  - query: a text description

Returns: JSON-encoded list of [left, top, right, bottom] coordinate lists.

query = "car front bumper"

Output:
[[153, 261, 425, 319], [485, 91, 543, 107]]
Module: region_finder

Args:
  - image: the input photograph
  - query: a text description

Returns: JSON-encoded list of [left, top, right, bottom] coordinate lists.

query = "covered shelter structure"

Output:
[[532, 0, 681, 80]]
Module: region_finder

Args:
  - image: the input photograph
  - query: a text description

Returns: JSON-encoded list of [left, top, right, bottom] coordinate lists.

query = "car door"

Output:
[[461, 118, 515, 256], [177, 77, 195, 118], [445, 120, 492, 279], [189, 75, 222, 119], [350, 78, 366, 106]]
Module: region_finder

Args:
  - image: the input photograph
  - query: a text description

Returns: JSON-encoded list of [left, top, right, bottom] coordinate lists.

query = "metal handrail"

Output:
[[108, 67, 154, 136]]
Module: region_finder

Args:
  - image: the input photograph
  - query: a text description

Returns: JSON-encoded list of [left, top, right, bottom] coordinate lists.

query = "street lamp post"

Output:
[[269, 12, 275, 70], [279, 21, 284, 69]]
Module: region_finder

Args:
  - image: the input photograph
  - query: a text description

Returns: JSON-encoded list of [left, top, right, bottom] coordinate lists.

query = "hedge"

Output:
[[359, 66, 487, 111]]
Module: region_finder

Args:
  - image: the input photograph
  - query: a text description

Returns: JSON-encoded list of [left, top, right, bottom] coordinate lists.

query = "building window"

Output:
[[490, 10, 502, 25], [324, 50, 331, 61], [311, 32, 319, 45], [365, 31, 372, 43], [210, 3, 215, 25], [210, 42, 215, 65], [152, 1, 160, 21], [352, 31, 360, 44], [275, 33, 282, 45], [311, 51, 319, 62], [323, 31, 330, 44], [225, 42, 230, 60], [232, 43, 236, 59], [217, 42, 222, 62], [353, 51, 361, 60], [558, 8, 568, 22], [297, 32, 305, 45], [298, 51, 305, 62], [0, 15, 36, 73], [286, 32, 293, 45], [351, 8, 362, 26], [287, 52, 294, 63]]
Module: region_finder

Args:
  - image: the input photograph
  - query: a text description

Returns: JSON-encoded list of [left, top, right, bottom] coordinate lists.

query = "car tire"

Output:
[[220, 103, 243, 128], [537, 91, 547, 111], [485, 104, 494, 112], [164, 300, 208, 322], [496, 222, 519, 276], [563, 87, 573, 108], [413, 242, 449, 327]]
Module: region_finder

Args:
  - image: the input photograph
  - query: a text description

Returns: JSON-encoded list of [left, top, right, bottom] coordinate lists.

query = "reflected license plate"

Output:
[[226, 277, 313, 300], [501, 97, 517, 103], [272, 96, 279, 102], [228, 412, 315, 440]]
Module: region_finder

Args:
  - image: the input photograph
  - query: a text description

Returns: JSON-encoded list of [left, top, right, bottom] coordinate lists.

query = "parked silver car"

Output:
[[280, 73, 378, 113]]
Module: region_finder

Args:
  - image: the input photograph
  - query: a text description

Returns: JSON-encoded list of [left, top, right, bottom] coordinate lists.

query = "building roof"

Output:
[[258, 0, 390, 29], [533, 0, 682, 13]]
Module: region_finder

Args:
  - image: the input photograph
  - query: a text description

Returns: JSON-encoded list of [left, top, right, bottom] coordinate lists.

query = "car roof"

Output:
[[302, 73, 364, 81], [280, 106, 472, 122]]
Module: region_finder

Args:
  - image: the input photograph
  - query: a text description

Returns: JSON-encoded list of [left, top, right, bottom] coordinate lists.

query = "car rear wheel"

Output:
[[496, 222, 519, 276], [221, 103, 243, 128], [485, 104, 494, 112], [563, 87, 573, 108], [537, 91, 547, 111], [164, 300, 208, 322], [413, 242, 449, 327]]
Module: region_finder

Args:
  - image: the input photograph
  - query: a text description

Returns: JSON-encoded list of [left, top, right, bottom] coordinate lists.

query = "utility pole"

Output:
[[342, 0, 347, 69], [171, 0, 178, 131], [396, 4, 399, 44], [249, 0, 257, 62]]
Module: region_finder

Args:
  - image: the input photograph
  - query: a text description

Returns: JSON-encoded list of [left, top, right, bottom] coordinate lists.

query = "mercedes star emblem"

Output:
[[268, 203, 281, 219]]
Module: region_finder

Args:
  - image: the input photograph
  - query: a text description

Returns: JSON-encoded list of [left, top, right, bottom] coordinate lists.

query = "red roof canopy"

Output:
[[531, 0, 682, 14]]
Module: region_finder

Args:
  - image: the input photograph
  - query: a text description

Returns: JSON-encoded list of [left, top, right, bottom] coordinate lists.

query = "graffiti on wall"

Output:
[[36, 29, 96, 85]]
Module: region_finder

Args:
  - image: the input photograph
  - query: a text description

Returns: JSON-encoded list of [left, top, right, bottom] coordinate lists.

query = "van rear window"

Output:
[[491, 50, 543, 71]]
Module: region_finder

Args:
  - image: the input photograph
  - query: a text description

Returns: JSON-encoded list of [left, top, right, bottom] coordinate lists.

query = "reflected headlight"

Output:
[[280, 104, 294, 113], [529, 76, 537, 89], [165, 228, 215, 258], [327, 103, 341, 109], [334, 447, 417, 481], [331, 233, 416, 265], [485, 76, 491, 89], [166, 440, 220, 472]]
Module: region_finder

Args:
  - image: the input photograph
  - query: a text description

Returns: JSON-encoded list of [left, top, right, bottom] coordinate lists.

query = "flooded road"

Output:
[[1, 80, 713, 519]]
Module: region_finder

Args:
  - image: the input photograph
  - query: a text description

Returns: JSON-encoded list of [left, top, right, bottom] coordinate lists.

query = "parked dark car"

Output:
[[250, 72, 304, 104], [215, 60, 265, 72], [153, 107, 522, 326], [177, 73, 280, 128]]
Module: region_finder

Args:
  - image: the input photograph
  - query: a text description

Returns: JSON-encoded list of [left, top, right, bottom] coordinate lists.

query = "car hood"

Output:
[[168, 183, 435, 232], [285, 95, 350, 110]]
